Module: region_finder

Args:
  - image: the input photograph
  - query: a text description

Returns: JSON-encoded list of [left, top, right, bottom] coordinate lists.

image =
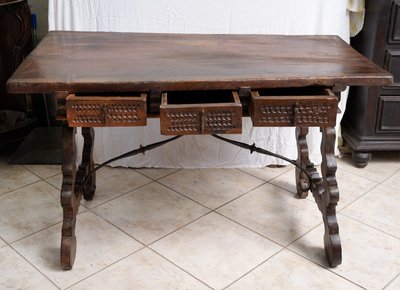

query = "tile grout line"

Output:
[[212, 211, 286, 247], [0, 178, 43, 197], [383, 272, 400, 290], [80, 179, 154, 210], [88, 208, 146, 247], [284, 247, 367, 290], [236, 165, 294, 183], [211, 180, 268, 212], [145, 211, 212, 247], [146, 247, 214, 290], [133, 167, 183, 181], [63, 247, 145, 290], [154, 168, 268, 211], [336, 181, 382, 213], [8, 244, 62, 290], [22, 164, 61, 180], [337, 158, 400, 184], [337, 212, 400, 241], [221, 247, 287, 289]]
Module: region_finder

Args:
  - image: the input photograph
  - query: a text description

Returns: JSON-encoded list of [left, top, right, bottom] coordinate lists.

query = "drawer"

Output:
[[160, 90, 242, 135], [249, 87, 338, 127], [66, 93, 147, 127], [376, 95, 400, 132], [389, 0, 400, 43]]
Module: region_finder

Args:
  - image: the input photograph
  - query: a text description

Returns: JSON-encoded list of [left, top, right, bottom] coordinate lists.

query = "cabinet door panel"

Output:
[[377, 95, 400, 132], [384, 49, 400, 85], [389, 0, 400, 43]]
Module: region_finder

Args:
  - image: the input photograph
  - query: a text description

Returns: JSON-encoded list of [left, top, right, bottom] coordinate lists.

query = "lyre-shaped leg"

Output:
[[60, 126, 80, 270], [295, 127, 315, 198], [318, 126, 342, 267], [76, 127, 96, 201]]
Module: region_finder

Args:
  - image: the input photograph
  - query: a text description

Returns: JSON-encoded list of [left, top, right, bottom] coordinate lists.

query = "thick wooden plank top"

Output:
[[7, 31, 392, 93]]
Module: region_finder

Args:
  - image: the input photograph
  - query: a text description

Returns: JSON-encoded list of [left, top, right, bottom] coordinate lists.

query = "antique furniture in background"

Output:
[[0, 0, 35, 146], [342, 0, 400, 167], [7, 31, 392, 270]]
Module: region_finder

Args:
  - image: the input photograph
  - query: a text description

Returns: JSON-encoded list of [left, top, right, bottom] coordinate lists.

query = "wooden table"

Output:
[[7, 31, 392, 270]]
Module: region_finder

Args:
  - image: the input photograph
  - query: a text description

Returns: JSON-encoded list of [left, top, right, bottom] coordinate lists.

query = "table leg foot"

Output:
[[295, 127, 314, 199], [60, 126, 81, 270], [323, 207, 341, 267], [61, 228, 77, 270], [318, 127, 342, 267]]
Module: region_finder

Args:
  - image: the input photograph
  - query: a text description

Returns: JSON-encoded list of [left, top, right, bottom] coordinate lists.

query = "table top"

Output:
[[7, 31, 392, 94]]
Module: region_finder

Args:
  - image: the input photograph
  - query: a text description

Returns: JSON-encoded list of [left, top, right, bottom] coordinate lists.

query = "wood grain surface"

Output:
[[7, 31, 393, 94]]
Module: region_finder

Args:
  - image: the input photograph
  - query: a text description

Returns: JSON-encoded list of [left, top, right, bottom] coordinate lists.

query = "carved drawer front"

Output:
[[160, 90, 242, 135], [249, 87, 338, 127], [66, 93, 147, 127]]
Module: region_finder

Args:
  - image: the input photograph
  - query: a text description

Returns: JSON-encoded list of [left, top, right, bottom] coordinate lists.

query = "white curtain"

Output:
[[49, 0, 351, 168]]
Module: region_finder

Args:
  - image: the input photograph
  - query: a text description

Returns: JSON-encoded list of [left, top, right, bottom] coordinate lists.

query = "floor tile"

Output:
[[151, 212, 281, 289], [0, 161, 40, 195], [383, 170, 400, 191], [93, 182, 209, 244], [268, 169, 297, 193], [227, 249, 362, 290], [24, 164, 61, 179], [12, 211, 143, 289], [69, 248, 210, 290], [46, 167, 152, 208], [45, 173, 62, 189], [239, 165, 293, 182], [135, 168, 180, 180], [386, 274, 400, 290], [337, 155, 400, 183], [0, 181, 62, 243], [327, 168, 377, 210], [289, 214, 400, 290], [159, 169, 265, 209], [0, 246, 57, 290], [217, 183, 321, 246], [0, 238, 6, 248], [341, 184, 400, 239]]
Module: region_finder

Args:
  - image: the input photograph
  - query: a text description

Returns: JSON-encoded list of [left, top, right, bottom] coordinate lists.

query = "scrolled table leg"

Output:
[[60, 126, 80, 270], [295, 127, 315, 198], [76, 127, 96, 201], [319, 126, 342, 267]]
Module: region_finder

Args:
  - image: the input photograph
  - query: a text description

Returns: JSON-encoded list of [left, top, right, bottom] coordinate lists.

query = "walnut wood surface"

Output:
[[7, 31, 392, 94]]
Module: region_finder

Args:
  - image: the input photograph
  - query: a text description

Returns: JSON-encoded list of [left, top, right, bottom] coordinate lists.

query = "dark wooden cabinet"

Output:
[[0, 0, 32, 110], [342, 0, 400, 167], [0, 0, 36, 146]]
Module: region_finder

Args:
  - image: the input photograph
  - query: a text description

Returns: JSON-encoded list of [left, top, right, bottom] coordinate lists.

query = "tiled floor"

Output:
[[1, 152, 400, 289]]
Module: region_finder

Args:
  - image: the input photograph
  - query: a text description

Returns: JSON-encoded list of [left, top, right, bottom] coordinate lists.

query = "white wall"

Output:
[[28, 0, 48, 41]]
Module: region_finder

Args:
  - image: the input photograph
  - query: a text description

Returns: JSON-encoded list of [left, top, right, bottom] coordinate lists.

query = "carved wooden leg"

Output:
[[317, 127, 342, 267], [75, 127, 96, 201], [60, 126, 81, 270], [295, 127, 316, 198]]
